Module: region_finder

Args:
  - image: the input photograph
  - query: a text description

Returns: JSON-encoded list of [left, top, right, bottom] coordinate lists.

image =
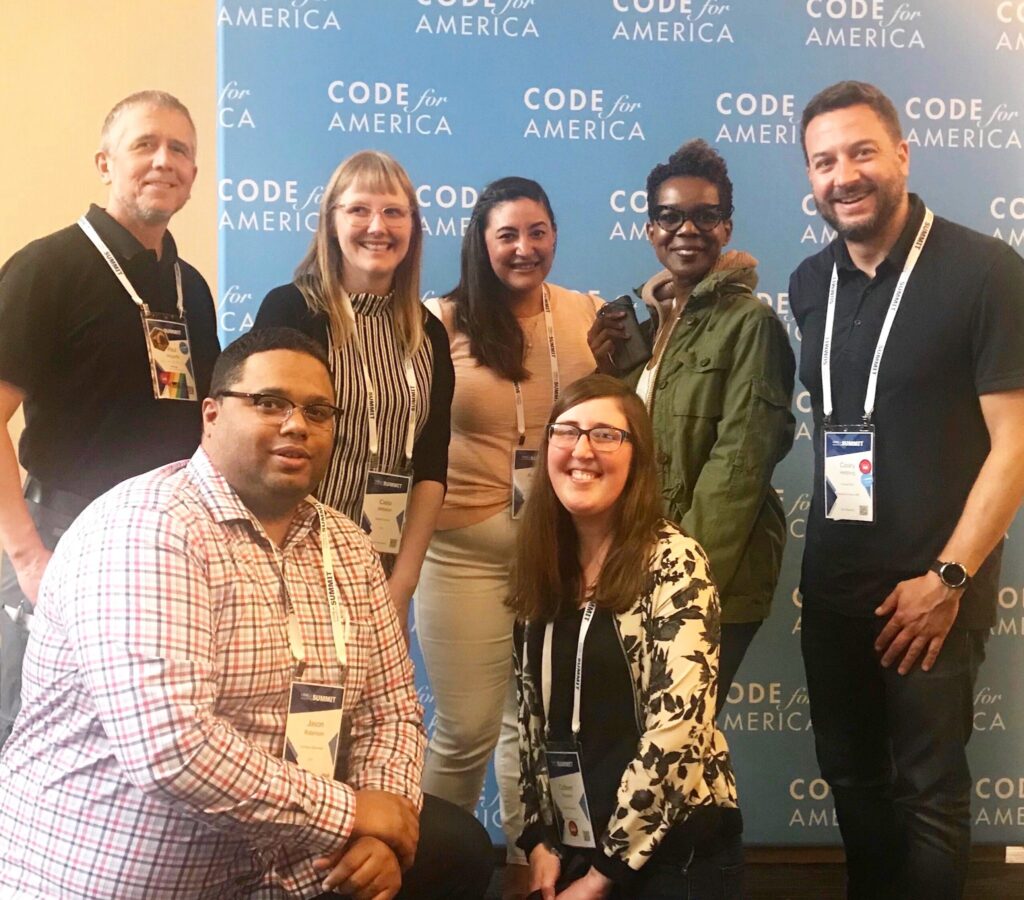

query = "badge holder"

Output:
[[361, 469, 411, 554], [823, 423, 875, 522], [284, 681, 345, 778], [282, 503, 350, 779], [77, 214, 196, 402], [545, 740, 597, 849], [143, 315, 198, 401], [511, 448, 538, 519]]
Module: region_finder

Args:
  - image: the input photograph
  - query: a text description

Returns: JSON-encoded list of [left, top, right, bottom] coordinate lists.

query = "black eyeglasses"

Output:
[[650, 204, 732, 234], [547, 423, 632, 453], [217, 391, 341, 428]]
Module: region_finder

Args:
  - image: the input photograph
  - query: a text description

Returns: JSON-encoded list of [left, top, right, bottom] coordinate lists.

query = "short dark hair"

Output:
[[210, 327, 331, 397], [800, 81, 903, 163], [645, 139, 733, 219]]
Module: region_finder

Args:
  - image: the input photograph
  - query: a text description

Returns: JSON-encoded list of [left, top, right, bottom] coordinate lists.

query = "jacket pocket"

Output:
[[669, 350, 728, 419]]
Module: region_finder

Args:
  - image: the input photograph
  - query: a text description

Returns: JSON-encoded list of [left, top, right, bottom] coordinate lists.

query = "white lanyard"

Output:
[[513, 285, 559, 446], [541, 601, 596, 740], [821, 208, 933, 423], [284, 504, 350, 672], [351, 331, 418, 468], [77, 215, 183, 319]]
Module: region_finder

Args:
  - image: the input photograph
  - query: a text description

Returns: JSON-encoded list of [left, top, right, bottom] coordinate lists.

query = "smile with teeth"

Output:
[[570, 469, 599, 482]]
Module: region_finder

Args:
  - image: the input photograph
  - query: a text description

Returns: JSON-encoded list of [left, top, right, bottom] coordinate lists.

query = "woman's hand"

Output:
[[587, 312, 627, 374], [555, 866, 614, 900], [528, 843, 562, 900]]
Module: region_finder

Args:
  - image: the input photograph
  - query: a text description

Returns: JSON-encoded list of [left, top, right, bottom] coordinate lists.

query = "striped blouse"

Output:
[[253, 283, 454, 523]]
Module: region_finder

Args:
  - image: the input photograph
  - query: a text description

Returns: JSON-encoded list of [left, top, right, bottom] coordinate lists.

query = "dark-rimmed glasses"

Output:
[[547, 423, 632, 453], [650, 204, 732, 234], [217, 391, 341, 429]]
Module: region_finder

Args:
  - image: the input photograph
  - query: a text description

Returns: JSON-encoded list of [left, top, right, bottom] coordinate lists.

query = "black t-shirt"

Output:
[[789, 195, 1024, 628], [0, 205, 220, 501]]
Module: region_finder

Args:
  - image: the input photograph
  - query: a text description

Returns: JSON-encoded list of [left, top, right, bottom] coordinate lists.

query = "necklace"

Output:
[[521, 314, 543, 353]]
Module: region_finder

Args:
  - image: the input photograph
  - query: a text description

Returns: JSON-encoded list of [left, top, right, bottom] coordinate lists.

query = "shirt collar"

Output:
[[86, 203, 179, 270], [832, 193, 925, 276], [186, 447, 319, 547]]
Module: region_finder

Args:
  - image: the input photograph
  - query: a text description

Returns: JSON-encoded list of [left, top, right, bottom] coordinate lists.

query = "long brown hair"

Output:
[[448, 176, 557, 382], [294, 150, 425, 354], [510, 374, 663, 621]]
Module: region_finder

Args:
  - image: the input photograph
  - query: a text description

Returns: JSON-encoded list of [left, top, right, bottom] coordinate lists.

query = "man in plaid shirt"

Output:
[[0, 327, 492, 899]]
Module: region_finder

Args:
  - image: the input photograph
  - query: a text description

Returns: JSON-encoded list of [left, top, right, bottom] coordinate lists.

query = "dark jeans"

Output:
[[716, 621, 762, 718], [0, 494, 76, 749], [801, 604, 987, 900], [317, 793, 494, 900], [555, 833, 744, 899]]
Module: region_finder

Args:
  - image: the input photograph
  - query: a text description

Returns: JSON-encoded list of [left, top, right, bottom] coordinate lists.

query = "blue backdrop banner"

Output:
[[217, 0, 1024, 845]]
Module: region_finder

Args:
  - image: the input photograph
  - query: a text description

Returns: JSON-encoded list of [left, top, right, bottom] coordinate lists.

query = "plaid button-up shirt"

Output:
[[0, 449, 424, 898]]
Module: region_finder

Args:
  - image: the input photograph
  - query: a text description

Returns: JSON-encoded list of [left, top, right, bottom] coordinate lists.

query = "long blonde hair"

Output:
[[294, 150, 425, 354]]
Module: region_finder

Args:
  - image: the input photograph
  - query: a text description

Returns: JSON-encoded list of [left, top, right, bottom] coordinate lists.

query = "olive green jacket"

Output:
[[627, 258, 795, 623]]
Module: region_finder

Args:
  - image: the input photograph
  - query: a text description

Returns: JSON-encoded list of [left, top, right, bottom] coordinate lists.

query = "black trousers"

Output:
[[715, 620, 762, 718], [317, 793, 494, 900], [801, 604, 986, 900]]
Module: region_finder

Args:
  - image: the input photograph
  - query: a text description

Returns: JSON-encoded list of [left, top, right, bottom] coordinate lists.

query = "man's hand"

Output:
[[528, 843, 561, 900], [556, 867, 613, 900], [874, 572, 961, 674], [587, 312, 627, 374], [314, 836, 402, 900], [351, 789, 419, 871], [11, 545, 52, 606]]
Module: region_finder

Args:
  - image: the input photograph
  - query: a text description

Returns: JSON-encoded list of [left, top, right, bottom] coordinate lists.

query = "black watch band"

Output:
[[930, 560, 969, 590]]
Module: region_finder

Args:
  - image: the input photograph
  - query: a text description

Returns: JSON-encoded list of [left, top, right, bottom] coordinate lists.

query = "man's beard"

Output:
[[816, 176, 904, 243]]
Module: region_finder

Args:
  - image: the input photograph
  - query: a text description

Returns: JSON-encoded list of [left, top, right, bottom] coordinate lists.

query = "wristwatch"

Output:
[[930, 560, 970, 590]]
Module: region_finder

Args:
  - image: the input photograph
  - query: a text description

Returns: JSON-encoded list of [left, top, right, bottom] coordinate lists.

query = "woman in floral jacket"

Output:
[[510, 374, 742, 899]]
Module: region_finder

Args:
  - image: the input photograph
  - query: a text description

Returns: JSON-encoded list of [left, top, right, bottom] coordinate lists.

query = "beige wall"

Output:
[[0, 1, 217, 508]]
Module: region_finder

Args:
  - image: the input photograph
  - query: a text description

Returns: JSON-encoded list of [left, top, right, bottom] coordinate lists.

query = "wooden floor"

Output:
[[485, 854, 1024, 899]]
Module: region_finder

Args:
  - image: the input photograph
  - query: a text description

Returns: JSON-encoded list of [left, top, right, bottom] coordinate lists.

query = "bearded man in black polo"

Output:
[[789, 80, 1024, 900]]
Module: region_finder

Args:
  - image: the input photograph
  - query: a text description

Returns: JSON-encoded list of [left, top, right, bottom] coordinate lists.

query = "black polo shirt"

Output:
[[0, 205, 220, 501], [789, 194, 1024, 629]]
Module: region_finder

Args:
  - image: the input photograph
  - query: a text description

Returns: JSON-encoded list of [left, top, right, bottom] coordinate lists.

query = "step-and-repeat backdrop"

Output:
[[217, 0, 1024, 845]]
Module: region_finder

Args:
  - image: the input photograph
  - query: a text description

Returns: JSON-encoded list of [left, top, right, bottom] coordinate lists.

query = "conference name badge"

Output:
[[143, 315, 198, 401], [545, 744, 596, 849], [283, 681, 345, 779], [361, 471, 411, 554], [823, 426, 875, 523], [511, 449, 538, 519]]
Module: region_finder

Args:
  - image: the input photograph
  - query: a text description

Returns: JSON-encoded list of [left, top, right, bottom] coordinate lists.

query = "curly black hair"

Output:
[[645, 139, 733, 219]]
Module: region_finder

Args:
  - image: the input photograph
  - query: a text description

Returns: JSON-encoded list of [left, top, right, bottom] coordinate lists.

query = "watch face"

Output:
[[940, 562, 968, 589]]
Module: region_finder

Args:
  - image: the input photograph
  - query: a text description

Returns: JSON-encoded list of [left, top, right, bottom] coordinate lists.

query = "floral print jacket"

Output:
[[514, 522, 738, 873]]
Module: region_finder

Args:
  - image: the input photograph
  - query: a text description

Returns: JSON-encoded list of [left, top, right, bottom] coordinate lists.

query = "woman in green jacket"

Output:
[[589, 139, 796, 714]]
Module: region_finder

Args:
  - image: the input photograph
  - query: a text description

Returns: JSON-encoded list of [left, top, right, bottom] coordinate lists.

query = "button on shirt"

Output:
[[0, 449, 425, 898]]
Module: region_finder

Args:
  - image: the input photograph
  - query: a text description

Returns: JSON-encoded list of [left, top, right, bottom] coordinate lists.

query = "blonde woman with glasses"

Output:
[[254, 150, 454, 629]]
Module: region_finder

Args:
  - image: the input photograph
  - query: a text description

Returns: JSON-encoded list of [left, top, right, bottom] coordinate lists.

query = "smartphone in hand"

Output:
[[598, 295, 652, 373]]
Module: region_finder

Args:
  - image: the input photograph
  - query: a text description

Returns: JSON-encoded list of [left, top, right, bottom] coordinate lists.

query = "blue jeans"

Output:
[[801, 604, 986, 900], [0, 495, 77, 749]]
